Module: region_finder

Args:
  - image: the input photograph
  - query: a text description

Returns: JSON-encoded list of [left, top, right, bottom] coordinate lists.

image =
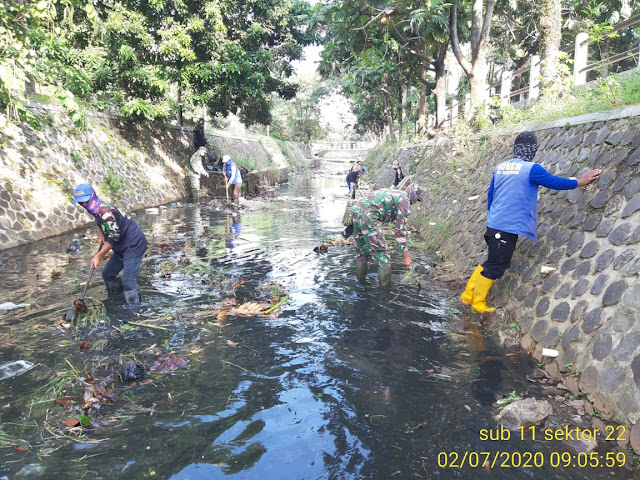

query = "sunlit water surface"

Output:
[[0, 174, 631, 480]]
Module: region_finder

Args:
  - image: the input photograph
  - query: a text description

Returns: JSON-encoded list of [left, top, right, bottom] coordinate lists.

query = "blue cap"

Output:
[[361, 166, 368, 172], [73, 184, 93, 202]]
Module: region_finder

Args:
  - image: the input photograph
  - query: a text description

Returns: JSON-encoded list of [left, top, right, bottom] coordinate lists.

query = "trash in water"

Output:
[[66, 238, 82, 254], [121, 362, 145, 382], [0, 302, 30, 311], [0, 360, 36, 381], [150, 354, 189, 372], [540, 266, 556, 274], [145, 207, 159, 214]]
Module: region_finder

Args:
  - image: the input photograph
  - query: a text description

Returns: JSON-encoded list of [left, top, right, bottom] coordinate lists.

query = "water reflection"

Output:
[[0, 174, 630, 480]]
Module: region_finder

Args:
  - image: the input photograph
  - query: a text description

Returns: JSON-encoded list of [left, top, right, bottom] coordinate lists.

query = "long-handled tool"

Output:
[[65, 265, 96, 323]]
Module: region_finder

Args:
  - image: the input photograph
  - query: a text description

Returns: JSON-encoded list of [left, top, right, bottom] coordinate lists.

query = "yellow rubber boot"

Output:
[[460, 265, 484, 305], [472, 274, 496, 313]]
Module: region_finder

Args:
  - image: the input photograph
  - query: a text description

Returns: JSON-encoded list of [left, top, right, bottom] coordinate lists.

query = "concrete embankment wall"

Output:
[[0, 104, 312, 250], [366, 105, 640, 428]]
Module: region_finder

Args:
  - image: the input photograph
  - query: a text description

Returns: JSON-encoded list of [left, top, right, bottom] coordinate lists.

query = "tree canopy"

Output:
[[1, 0, 639, 137], [1, 0, 313, 126]]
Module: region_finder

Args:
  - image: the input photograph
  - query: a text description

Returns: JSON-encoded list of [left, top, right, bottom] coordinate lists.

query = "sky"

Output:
[[292, 45, 357, 137]]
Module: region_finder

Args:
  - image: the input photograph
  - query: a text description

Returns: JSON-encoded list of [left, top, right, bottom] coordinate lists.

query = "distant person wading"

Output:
[[223, 155, 243, 206]]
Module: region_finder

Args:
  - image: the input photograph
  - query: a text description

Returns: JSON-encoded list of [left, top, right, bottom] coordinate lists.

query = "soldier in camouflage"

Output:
[[352, 184, 423, 286], [189, 146, 210, 200]]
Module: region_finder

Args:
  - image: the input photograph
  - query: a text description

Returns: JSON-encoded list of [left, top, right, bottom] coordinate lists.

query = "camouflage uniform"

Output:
[[352, 189, 411, 267], [189, 148, 208, 200]]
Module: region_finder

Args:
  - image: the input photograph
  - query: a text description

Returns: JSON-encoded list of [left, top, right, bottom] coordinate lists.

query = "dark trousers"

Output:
[[481, 227, 518, 280], [102, 254, 143, 291]]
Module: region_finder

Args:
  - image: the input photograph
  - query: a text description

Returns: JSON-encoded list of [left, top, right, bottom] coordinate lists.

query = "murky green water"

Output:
[[0, 174, 632, 479]]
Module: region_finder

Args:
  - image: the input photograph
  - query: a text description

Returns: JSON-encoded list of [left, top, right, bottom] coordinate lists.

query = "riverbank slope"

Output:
[[0, 104, 314, 250], [365, 105, 640, 431]]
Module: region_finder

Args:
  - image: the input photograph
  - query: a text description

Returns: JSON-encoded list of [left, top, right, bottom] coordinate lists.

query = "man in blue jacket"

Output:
[[222, 154, 243, 206], [73, 184, 148, 305], [460, 131, 601, 313]]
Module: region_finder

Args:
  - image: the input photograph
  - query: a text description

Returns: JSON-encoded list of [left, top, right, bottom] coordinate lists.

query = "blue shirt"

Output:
[[225, 160, 242, 185], [487, 161, 577, 242]]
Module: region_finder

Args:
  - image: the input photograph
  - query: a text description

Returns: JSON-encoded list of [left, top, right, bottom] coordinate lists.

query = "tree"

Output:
[[270, 78, 329, 143], [313, 0, 449, 138], [449, 0, 497, 117], [539, 0, 562, 93], [0, 0, 97, 124]]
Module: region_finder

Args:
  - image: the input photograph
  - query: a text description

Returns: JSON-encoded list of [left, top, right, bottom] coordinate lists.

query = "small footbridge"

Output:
[[311, 141, 376, 175]]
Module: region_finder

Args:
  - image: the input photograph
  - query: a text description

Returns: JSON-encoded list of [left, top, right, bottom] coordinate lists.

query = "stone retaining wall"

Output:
[[0, 104, 309, 250], [368, 106, 640, 427]]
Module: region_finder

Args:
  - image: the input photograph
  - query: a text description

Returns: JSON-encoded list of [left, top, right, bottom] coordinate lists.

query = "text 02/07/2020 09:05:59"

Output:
[[437, 451, 626, 469]]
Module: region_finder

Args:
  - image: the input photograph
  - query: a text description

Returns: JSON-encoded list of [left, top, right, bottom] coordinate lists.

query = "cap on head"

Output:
[[198, 117, 205, 123], [514, 131, 537, 147], [361, 166, 368, 172], [222, 155, 231, 163], [73, 184, 93, 203]]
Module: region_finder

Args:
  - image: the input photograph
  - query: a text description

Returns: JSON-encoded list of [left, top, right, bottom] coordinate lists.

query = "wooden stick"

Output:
[[126, 321, 168, 331]]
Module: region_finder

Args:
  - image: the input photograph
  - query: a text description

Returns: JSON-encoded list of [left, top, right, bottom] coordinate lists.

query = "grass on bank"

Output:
[[482, 71, 640, 134]]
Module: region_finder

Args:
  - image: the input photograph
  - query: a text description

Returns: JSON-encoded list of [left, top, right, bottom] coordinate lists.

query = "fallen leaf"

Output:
[[55, 397, 77, 406], [13, 446, 28, 451], [79, 342, 91, 350], [217, 310, 228, 319], [229, 301, 271, 317], [231, 280, 245, 288], [64, 418, 81, 428], [226, 340, 238, 347], [391, 445, 402, 451]]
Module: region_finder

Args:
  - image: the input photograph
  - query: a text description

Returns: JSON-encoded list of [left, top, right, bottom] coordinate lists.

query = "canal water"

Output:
[[0, 173, 632, 479]]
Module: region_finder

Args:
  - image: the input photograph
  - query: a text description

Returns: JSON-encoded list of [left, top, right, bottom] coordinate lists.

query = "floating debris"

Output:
[[0, 360, 36, 381], [150, 354, 189, 372], [121, 363, 145, 383], [0, 302, 30, 311]]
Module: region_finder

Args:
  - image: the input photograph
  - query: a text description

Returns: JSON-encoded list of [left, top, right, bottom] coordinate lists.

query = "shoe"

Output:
[[472, 274, 496, 313], [355, 259, 367, 281], [460, 265, 483, 305], [124, 289, 142, 305], [378, 264, 391, 287], [106, 278, 124, 295]]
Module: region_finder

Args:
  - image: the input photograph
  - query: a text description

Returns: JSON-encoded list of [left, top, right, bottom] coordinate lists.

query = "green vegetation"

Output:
[[236, 155, 259, 172], [487, 73, 640, 131], [103, 169, 124, 200], [1, 0, 313, 128]]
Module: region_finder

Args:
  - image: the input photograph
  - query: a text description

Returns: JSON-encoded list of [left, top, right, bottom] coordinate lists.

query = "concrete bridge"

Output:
[[311, 141, 374, 175]]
